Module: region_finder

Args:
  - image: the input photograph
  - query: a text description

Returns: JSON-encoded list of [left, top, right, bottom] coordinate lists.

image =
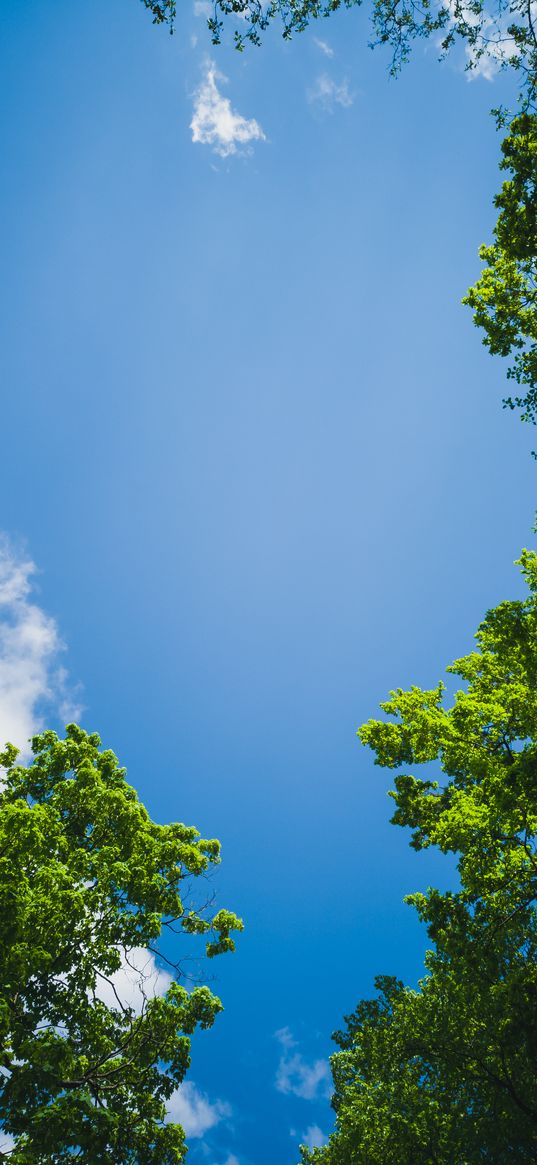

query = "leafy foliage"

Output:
[[0, 725, 243, 1164], [301, 551, 537, 1164], [464, 115, 537, 424], [140, 0, 177, 25], [140, 0, 537, 90]]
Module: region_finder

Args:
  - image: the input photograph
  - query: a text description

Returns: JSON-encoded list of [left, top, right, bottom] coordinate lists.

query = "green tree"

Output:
[[301, 550, 537, 1165], [141, 0, 537, 90], [463, 114, 537, 425], [0, 724, 243, 1164]]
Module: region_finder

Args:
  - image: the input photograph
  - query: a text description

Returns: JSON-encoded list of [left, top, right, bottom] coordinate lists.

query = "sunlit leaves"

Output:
[[464, 115, 537, 424], [0, 725, 243, 1163], [301, 553, 537, 1165]]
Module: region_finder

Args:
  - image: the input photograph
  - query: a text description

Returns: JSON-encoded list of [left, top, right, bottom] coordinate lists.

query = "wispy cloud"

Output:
[[95, 947, 173, 1015], [307, 73, 354, 111], [0, 534, 81, 756], [275, 1025, 297, 1050], [313, 37, 334, 58], [191, 61, 265, 158], [167, 1081, 231, 1137], [439, 0, 520, 80], [463, 26, 511, 80], [466, 51, 500, 80], [302, 1125, 329, 1149], [275, 1029, 331, 1101]]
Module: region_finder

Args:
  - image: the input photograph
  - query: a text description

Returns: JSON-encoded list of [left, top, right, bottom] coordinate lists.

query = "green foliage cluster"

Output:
[[464, 115, 537, 424], [140, 0, 176, 26], [0, 725, 242, 1164], [140, 0, 537, 87], [301, 552, 537, 1164]]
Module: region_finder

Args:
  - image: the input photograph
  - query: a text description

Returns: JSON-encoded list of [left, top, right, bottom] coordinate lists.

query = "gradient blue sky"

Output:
[[0, 1, 535, 1161]]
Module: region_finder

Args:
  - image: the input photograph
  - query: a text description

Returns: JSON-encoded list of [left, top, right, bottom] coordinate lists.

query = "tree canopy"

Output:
[[300, 550, 537, 1164], [140, 0, 537, 94], [0, 725, 242, 1164], [464, 114, 537, 425]]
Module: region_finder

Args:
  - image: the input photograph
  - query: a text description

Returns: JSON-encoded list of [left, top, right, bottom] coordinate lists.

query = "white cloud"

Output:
[[275, 1025, 297, 1050], [307, 73, 354, 110], [95, 947, 173, 1015], [0, 1129, 15, 1153], [312, 37, 333, 57], [0, 535, 81, 757], [313, 37, 334, 57], [463, 26, 515, 80], [438, 0, 520, 80], [191, 61, 266, 158], [275, 1029, 331, 1101], [193, 0, 212, 15], [462, 15, 509, 80], [166, 1081, 231, 1137], [302, 1125, 329, 1149]]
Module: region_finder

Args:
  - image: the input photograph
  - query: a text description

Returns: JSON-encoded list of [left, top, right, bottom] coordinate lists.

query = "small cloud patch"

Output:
[[167, 1081, 231, 1137], [307, 73, 354, 110], [275, 1028, 331, 1101], [275, 1025, 297, 1050], [0, 534, 81, 756], [302, 1125, 329, 1149], [191, 61, 265, 158], [313, 37, 334, 57]]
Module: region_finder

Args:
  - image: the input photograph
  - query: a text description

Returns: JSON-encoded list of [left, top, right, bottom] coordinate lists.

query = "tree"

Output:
[[463, 114, 537, 425], [140, 0, 537, 94], [301, 550, 537, 1165], [0, 724, 243, 1164]]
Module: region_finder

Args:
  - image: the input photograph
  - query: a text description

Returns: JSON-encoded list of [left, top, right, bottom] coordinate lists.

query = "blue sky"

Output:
[[0, 1, 535, 1162]]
